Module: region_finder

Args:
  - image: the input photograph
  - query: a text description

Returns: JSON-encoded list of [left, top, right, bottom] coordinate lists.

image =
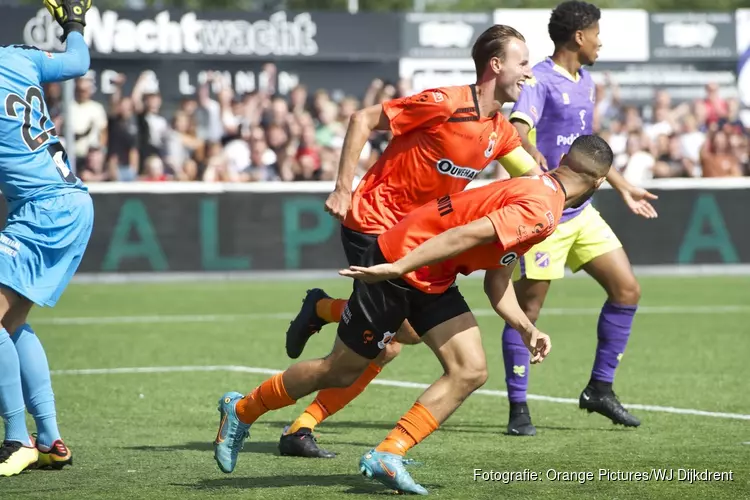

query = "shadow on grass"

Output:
[[263, 420, 490, 435], [124, 439, 373, 455], [182, 474, 442, 495]]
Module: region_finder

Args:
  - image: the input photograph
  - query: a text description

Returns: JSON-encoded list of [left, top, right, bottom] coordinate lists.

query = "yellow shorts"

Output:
[[514, 204, 622, 281]]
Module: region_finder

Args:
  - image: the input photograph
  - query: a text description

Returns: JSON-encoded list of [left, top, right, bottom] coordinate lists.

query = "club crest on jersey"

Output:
[[484, 132, 498, 158], [530, 105, 539, 121], [589, 87, 595, 103], [436, 159, 480, 180], [562, 93, 570, 105]]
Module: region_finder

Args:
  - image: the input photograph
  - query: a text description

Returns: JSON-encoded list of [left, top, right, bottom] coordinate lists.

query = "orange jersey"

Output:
[[378, 175, 566, 294], [344, 85, 522, 235]]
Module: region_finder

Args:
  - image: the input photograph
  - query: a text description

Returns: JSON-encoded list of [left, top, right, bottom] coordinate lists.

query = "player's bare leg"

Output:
[[280, 320, 417, 458], [0, 287, 38, 476], [579, 248, 641, 427], [214, 336, 372, 473], [361, 313, 486, 495], [502, 278, 550, 436], [3, 298, 72, 469]]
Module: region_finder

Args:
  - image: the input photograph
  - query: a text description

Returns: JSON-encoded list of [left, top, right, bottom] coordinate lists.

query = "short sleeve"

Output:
[[509, 76, 547, 129], [382, 88, 454, 137], [485, 198, 555, 251], [494, 118, 522, 159]]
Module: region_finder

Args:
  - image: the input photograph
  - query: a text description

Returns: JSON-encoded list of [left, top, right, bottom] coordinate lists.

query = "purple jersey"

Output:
[[510, 58, 596, 221]]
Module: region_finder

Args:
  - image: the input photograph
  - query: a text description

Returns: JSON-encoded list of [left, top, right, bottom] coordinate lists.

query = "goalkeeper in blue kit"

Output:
[[0, 0, 93, 476]]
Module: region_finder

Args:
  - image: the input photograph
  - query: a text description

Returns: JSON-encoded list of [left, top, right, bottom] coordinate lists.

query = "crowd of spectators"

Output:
[[42, 64, 750, 185]]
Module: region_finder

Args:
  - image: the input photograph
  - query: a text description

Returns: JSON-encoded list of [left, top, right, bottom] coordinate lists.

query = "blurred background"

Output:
[[1, 3, 748, 272]]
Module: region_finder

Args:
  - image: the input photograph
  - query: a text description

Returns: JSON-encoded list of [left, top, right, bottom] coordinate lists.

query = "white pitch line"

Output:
[[49, 365, 750, 421], [31, 304, 750, 326]]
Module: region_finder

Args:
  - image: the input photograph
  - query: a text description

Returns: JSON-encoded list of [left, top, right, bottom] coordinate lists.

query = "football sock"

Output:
[[591, 302, 637, 384], [235, 374, 295, 425], [376, 402, 439, 456], [315, 299, 348, 324], [10, 324, 60, 449], [0, 329, 31, 446], [502, 323, 530, 403], [285, 362, 382, 435]]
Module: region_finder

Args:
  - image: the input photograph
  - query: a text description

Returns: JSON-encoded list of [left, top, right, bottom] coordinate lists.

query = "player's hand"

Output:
[[520, 327, 551, 364], [339, 264, 401, 283], [620, 186, 658, 219], [324, 188, 352, 222], [44, 0, 92, 40], [523, 144, 548, 171]]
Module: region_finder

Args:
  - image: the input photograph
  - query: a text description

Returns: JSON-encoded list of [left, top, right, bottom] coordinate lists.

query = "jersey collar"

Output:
[[548, 57, 581, 83]]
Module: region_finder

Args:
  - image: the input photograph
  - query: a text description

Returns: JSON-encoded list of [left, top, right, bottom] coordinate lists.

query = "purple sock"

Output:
[[502, 323, 530, 403], [591, 302, 637, 383]]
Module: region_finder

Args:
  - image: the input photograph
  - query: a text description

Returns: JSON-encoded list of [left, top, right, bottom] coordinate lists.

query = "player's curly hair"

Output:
[[548, 1, 601, 47], [472, 25, 526, 78], [568, 135, 613, 179]]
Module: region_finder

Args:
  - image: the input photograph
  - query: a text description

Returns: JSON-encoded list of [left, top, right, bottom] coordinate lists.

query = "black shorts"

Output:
[[340, 225, 378, 266], [336, 239, 470, 360]]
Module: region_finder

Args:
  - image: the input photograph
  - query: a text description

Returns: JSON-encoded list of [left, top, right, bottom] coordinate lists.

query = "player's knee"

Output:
[[459, 365, 488, 393], [521, 303, 542, 324], [610, 278, 641, 306], [447, 362, 488, 394], [375, 341, 402, 367]]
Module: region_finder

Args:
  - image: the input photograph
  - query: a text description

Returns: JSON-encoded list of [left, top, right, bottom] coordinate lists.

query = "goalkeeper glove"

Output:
[[43, 0, 92, 41]]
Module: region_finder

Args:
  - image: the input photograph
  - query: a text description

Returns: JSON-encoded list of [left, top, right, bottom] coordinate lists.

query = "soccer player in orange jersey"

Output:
[[212, 135, 613, 494], [277, 25, 543, 458]]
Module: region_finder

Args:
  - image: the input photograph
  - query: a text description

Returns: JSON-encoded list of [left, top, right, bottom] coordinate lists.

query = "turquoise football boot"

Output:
[[359, 449, 428, 495], [213, 392, 250, 473]]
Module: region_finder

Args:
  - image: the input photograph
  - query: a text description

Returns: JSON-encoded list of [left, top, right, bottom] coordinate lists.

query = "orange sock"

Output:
[[285, 362, 382, 435], [235, 373, 296, 425], [315, 299, 348, 324], [375, 402, 440, 456]]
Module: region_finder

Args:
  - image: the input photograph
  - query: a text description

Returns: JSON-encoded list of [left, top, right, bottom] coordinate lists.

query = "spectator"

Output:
[[654, 134, 693, 178], [243, 138, 280, 182], [700, 131, 743, 177], [141, 155, 169, 182], [132, 73, 169, 164], [70, 76, 108, 168], [79, 147, 111, 182], [165, 110, 204, 178], [704, 83, 728, 126], [107, 94, 139, 182], [679, 114, 706, 172], [620, 132, 655, 185]]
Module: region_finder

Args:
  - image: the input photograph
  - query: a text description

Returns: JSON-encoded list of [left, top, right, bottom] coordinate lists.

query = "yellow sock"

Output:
[[285, 411, 320, 435]]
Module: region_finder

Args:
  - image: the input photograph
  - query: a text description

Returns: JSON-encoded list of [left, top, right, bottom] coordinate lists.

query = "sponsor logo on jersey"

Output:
[[556, 133, 580, 146], [436, 158, 480, 180]]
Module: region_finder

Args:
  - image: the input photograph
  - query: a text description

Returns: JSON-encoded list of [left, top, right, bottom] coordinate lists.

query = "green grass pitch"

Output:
[[2, 276, 749, 499]]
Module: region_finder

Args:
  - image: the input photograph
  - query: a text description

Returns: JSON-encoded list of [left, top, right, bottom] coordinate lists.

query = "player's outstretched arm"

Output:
[[605, 166, 659, 219], [484, 267, 551, 363], [339, 217, 498, 283], [30, 31, 90, 84]]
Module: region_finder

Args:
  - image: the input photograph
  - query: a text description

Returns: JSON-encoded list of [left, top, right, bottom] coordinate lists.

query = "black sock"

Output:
[[509, 401, 529, 413], [588, 378, 613, 394]]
